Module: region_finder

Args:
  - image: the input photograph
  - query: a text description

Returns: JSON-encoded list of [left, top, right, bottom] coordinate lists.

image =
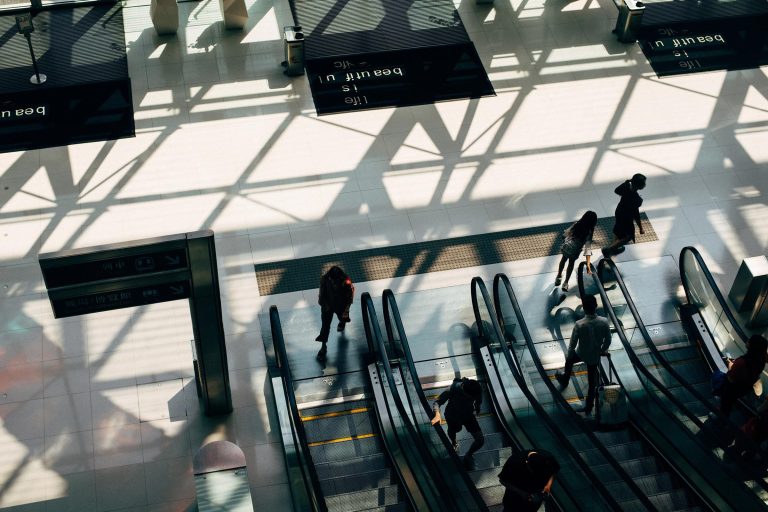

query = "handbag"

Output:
[[711, 370, 727, 396]]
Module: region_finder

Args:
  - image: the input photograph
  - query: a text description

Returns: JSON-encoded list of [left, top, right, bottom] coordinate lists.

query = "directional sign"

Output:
[[49, 278, 190, 317], [38, 231, 232, 416], [40, 242, 188, 288]]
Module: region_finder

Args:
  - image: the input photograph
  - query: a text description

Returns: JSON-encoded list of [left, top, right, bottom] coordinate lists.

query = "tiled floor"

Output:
[[0, 0, 766, 509]]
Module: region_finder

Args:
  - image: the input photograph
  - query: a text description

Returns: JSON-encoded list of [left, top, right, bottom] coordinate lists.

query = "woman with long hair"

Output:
[[719, 335, 768, 418], [315, 266, 355, 361], [603, 173, 646, 256], [555, 210, 597, 292]]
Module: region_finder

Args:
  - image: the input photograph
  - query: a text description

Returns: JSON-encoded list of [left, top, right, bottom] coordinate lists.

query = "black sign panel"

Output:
[[639, 19, 768, 77], [50, 279, 190, 317], [0, 4, 135, 154], [42, 247, 188, 288], [306, 43, 494, 115]]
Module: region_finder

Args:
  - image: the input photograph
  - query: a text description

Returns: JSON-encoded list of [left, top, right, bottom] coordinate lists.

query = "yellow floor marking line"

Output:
[[307, 433, 376, 447], [301, 407, 370, 422]]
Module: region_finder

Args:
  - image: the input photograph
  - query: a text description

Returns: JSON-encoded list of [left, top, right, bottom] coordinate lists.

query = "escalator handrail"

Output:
[[381, 289, 489, 511], [472, 277, 623, 512], [579, 262, 757, 511], [489, 274, 654, 512], [679, 246, 750, 342], [580, 260, 721, 426], [599, 257, 768, 494], [597, 258, 720, 422], [269, 306, 328, 512], [679, 246, 765, 414], [362, 292, 462, 512]]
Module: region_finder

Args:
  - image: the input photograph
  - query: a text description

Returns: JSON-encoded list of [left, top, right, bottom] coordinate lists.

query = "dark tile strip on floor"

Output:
[[254, 214, 657, 296]]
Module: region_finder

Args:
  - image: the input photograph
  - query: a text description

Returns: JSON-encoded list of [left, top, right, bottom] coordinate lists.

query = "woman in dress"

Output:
[[603, 173, 646, 257], [555, 210, 597, 292]]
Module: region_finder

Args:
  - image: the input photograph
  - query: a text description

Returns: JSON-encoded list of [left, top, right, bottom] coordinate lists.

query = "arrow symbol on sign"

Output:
[[170, 285, 185, 295], [165, 255, 181, 265]]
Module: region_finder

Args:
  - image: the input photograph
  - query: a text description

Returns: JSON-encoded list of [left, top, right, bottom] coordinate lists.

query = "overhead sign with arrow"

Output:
[[38, 230, 232, 416], [39, 234, 193, 313]]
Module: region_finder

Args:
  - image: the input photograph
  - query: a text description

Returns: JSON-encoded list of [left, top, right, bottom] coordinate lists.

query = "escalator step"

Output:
[[300, 399, 371, 419], [325, 484, 404, 511], [476, 482, 505, 507], [310, 435, 384, 464], [616, 499, 652, 512], [315, 452, 389, 480], [453, 431, 507, 452], [359, 502, 410, 512], [594, 429, 635, 448], [469, 446, 514, 471], [303, 411, 376, 444], [604, 441, 647, 461], [321, 468, 398, 496], [611, 456, 660, 478], [648, 489, 697, 510], [634, 472, 676, 495], [665, 361, 710, 382], [565, 433, 594, 452], [660, 346, 700, 364], [591, 455, 660, 482], [468, 467, 503, 489], [604, 479, 642, 503]]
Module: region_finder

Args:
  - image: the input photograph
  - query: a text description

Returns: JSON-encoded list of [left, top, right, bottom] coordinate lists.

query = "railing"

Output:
[[488, 274, 652, 512], [599, 257, 768, 500], [381, 289, 488, 511], [361, 292, 461, 512], [580, 262, 761, 511], [679, 247, 762, 381], [598, 257, 722, 420], [269, 306, 327, 512], [472, 276, 623, 512]]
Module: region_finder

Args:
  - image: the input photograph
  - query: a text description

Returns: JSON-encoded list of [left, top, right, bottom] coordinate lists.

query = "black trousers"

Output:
[[561, 355, 599, 412], [317, 308, 345, 343], [446, 413, 484, 457]]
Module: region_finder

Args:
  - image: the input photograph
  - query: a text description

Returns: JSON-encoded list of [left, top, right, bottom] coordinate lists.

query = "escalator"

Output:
[[679, 246, 767, 415], [473, 276, 644, 511], [379, 289, 508, 509], [362, 292, 488, 511], [600, 248, 768, 505], [269, 304, 450, 511], [576, 261, 763, 510]]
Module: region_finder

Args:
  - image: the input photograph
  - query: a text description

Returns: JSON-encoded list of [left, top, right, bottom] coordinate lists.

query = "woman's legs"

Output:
[[563, 257, 577, 288], [555, 255, 567, 285], [604, 235, 631, 255]]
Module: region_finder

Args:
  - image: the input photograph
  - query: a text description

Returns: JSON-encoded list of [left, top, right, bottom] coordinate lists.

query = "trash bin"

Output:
[[613, 0, 644, 44], [729, 256, 768, 328], [282, 26, 305, 77], [194, 441, 254, 512]]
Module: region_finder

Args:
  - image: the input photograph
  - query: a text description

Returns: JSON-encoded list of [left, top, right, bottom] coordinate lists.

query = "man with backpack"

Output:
[[432, 377, 485, 469]]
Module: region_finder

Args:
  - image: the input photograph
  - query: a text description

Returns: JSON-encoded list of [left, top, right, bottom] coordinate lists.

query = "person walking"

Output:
[[555, 210, 597, 292], [432, 377, 485, 469], [498, 449, 560, 512], [603, 173, 646, 257], [315, 266, 355, 361], [554, 294, 611, 414], [718, 335, 768, 418]]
